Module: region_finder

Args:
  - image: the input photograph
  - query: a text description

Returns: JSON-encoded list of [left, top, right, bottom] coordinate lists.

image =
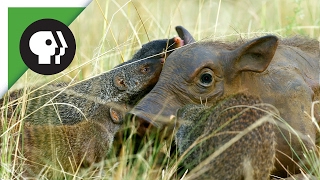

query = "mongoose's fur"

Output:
[[20, 102, 126, 178], [175, 94, 276, 180], [2, 37, 183, 125]]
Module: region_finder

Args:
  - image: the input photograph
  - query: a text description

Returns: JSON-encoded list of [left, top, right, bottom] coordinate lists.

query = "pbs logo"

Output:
[[20, 19, 76, 75]]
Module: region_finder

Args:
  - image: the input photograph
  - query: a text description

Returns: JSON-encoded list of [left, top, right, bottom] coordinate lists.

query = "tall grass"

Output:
[[2, 0, 320, 179]]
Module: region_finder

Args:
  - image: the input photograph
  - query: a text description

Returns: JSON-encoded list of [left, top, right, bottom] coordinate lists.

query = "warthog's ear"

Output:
[[231, 35, 278, 73], [175, 26, 196, 45]]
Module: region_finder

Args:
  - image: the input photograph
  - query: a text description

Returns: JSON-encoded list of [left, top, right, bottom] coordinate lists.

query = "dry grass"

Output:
[[1, 0, 320, 179]]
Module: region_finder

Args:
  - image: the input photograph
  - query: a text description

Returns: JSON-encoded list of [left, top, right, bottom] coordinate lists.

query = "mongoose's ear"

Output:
[[113, 74, 127, 91], [110, 107, 123, 124], [175, 26, 195, 45]]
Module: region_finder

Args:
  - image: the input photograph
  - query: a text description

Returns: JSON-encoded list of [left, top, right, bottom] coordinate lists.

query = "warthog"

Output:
[[128, 26, 319, 177]]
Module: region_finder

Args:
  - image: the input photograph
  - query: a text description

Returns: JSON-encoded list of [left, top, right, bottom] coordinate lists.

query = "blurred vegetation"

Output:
[[12, 0, 320, 89]]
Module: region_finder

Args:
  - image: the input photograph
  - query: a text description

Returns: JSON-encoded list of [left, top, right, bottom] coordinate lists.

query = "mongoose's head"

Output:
[[113, 37, 184, 105], [20, 102, 128, 178]]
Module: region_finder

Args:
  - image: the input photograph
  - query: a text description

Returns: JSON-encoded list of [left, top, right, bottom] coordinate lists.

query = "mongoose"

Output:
[[20, 102, 126, 178], [2, 36, 183, 125], [175, 94, 276, 180]]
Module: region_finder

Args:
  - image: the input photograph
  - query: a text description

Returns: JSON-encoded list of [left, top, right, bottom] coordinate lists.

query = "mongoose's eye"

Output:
[[140, 66, 150, 74]]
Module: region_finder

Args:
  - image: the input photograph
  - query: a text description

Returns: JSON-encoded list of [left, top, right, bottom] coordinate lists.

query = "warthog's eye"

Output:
[[200, 73, 212, 84], [200, 72, 213, 86], [197, 68, 215, 88]]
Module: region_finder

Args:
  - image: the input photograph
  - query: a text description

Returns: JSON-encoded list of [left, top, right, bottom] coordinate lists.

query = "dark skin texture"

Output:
[[129, 26, 319, 177]]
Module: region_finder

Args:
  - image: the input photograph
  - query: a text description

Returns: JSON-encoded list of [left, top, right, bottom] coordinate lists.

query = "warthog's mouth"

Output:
[[126, 109, 178, 138], [125, 109, 162, 128], [125, 110, 159, 136]]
